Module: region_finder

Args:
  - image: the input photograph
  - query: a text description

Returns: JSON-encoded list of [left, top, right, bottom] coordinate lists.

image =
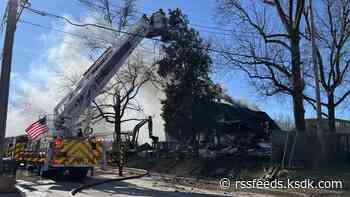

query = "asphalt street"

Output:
[[15, 173, 276, 197]]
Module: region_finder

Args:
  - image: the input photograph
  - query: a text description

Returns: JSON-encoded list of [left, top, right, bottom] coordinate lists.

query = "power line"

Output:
[[83, 0, 261, 36], [18, 19, 158, 55], [22, 6, 256, 58], [189, 23, 259, 35], [75, 0, 123, 12], [72, 0, 242, 34], [195, 27, 261, 38], [73, 0, 260, 36], [23, 1, 262, 39], [19, 19, 86, 39], [193, 28, 234, 36], [190, 23, 233, 32]]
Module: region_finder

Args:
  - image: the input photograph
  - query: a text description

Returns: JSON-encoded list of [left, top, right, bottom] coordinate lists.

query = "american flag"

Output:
[[25, 117, 49, 140]]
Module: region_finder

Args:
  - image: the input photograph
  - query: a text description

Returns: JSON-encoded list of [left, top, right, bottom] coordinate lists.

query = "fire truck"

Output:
[[4, 133, 104, 177], [5, 10, 168, 178]]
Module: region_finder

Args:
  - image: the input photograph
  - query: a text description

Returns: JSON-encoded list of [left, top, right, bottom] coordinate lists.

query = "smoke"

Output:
[[6, 19, 91, 137], [133, 83, 165, 143], [6, 15, 164, 143], [6, 13, 257, 144], [233, 98, 260, 111]]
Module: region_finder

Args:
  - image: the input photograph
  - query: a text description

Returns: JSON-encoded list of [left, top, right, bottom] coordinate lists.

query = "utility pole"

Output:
[[309, 0, 322, 129], [0, 0, 18, 175]]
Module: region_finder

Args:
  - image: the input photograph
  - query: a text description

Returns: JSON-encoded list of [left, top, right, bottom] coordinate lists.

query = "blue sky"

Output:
[[0, 0, 325, 127]]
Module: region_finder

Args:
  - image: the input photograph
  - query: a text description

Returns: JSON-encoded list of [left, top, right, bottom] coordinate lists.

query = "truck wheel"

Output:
[[41, 168, 63, 178], [40, 170, 50, 178], [69, 168, 89, 179]]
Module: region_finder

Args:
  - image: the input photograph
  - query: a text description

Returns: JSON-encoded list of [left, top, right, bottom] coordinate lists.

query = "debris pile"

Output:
[[190, 140, 272, 159]]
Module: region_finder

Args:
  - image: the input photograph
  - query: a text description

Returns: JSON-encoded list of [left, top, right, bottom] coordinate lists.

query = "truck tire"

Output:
[[41, 168, 63, 178], [68, 167, 89, 179]]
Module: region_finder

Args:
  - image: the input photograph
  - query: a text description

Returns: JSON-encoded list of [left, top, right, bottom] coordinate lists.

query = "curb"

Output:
[[69, 168, 149, 197]]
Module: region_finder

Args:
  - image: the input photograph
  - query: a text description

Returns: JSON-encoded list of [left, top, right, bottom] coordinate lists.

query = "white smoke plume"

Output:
[[7, 14, 260, 144], [7, 16, 165, 144], [7, 19, 91, 137]]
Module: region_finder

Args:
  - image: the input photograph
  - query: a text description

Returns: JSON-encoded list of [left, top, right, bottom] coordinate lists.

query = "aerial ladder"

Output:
[[53, 10, 167, 136], [38, 10, 168, 177]]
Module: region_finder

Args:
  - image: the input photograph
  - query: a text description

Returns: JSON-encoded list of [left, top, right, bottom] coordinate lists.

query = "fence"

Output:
[[272, 130, 350, 168], [335, 133, 350, 159]]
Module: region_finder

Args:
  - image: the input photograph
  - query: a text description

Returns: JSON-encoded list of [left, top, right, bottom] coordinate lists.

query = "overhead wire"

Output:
[[22, 6, 261, 58], [73, 0, 259, 37], [0, 3, 7, 34], [18, 19, 157, 56], [72, 0, 261, 36]]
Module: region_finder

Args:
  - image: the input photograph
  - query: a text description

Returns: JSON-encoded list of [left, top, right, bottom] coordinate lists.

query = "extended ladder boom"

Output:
[[54, 10, 167, 136]]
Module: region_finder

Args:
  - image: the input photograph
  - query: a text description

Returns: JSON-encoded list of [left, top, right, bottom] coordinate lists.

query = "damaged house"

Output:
[[212, 102, 279, 146], [165, 100, 280, 157], [199, 102, 280, 158]]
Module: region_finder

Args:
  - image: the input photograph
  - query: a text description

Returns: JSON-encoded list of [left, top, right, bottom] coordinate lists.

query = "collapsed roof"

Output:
[[215, 102, 280, 134]]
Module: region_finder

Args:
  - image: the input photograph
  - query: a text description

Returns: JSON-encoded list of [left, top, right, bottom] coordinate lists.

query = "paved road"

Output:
[[17, 177, 234, 197], [16, 172, 274, 197], [17, 179, 80, 197], [75, 176, 233, 197], [13, 169, 345, 197]]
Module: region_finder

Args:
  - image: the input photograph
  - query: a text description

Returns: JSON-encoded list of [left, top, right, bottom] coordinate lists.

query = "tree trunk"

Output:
[[328, 91, 336, 132], [290, 33, 306, 133], [292, 91, 306, 132], [114, 96, 123, 176], [288, 31, 306, 168]]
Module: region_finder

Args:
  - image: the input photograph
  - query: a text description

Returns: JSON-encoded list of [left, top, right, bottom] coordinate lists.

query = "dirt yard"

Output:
[[126, 156, 350, 196]]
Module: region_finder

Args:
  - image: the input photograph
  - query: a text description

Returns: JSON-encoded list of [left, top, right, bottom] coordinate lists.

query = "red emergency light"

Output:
[[55, 138, 63, 146]]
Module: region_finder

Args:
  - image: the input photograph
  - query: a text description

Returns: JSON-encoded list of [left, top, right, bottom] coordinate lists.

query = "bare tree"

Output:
[[92, 53, 158, 176], [216, 0, 307, 132], [303, 0, 350, 132], [77, 0, 137, 27], [77, 0, 138, 56], [54, 49, 157, 176], [55, 0, 161, 175], [274, 113, 295, 131], [74, 0, 145, 176]]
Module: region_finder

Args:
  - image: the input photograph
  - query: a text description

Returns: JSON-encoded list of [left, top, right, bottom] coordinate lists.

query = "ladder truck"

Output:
[[36, 10, 168, 178]]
